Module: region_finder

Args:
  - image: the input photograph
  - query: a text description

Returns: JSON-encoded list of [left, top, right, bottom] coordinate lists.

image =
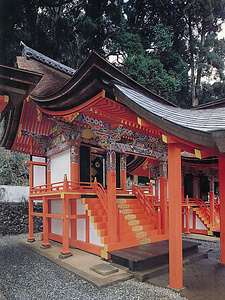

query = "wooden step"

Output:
[[109, 240, 200, 272], [91, 215, 107, 223], [97, 228, 108, 237], [122, 218, 154, 226], [87, 209, 105, 217], [94, 222, 107, 230], [121, 230, 158, 242], [85, 203, 102, 210], [121, 223, 156, 234], [82, 198, 99, 204], [101, 236, 110, 244]]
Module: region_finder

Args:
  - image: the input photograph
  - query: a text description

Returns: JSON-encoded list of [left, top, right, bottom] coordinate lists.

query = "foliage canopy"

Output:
[[0, 0, 225, 107]]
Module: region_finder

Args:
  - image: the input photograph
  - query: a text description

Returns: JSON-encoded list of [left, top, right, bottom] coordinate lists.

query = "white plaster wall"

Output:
[[183, 213, 193, 229], [184, 213, 208, 230], [32, 156, 46, 187], [196, 216, 208, 230], [0, 185, 29, 202], [157, 180, 169, 201], [76, 199, 86, 242], [89, 219, 104, 246], [77, 219, 86, 241], [50, 149, 70, 183], [51, 199, 62, 235]]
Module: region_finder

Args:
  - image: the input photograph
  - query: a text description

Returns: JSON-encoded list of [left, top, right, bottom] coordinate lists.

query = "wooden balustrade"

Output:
[[30, 179, 95, 195], [132, 184, 158, 229], [93, 179, 108, 213]]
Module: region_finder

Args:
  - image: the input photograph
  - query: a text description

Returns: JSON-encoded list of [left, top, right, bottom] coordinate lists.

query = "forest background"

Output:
[[0, 0, 225, 185]]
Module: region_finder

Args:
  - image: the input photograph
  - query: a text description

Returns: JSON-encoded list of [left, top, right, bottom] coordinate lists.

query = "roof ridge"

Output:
[[20, 41, 76, 76]]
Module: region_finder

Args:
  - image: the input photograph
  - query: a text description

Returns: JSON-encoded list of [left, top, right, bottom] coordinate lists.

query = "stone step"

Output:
[[133, 252, 208, 282]]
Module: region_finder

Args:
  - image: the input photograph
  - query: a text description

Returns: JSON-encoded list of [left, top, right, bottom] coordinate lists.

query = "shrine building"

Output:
[[1, 42, 225, 290]]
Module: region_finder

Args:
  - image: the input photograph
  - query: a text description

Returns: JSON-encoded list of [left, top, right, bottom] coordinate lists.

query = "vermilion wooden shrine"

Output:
[[1, 42, 225, 289]]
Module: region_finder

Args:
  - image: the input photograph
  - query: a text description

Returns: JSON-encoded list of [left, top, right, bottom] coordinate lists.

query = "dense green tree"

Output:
[[0, 0, 225, 106], [0, 148, 29, 186], [170, 0, 225, 106]]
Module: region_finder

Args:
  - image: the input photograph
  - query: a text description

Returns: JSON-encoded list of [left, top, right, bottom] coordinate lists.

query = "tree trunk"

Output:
[[195, 20, 206, 105], [188, 15, 197, 107]]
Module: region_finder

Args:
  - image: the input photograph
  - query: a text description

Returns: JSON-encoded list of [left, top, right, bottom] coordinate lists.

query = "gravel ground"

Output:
[[0, 234, 188, 300], [0, 234, 220, 300], [182, 237, 221, 262]]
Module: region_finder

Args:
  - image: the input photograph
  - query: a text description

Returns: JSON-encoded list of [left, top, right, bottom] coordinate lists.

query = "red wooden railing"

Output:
[[214, 197, 220, 214], [183, 196, 210, 218], [30, 178, 94, 194], [30, 177, 109, 216], [132, 184, 157, 228], [93, 180, 108, 213]]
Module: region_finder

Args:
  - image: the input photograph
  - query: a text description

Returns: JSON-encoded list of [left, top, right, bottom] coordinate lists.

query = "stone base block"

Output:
[[58, 252, 73, 259]]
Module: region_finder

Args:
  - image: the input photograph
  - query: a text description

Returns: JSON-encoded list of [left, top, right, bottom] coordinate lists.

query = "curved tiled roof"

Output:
[[114, 84, 225, 133], [113, 83, 225, 152]]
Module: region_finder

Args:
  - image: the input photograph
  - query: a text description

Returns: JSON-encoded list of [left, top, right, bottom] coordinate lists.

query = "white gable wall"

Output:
[[50, 150, 70, 183]]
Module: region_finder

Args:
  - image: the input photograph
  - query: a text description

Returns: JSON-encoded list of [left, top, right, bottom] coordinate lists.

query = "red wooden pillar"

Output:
[[181, 175, 185, 198], [70, 143, 80, 183], [185, 196, 190, 234], [41, 196, 51, 248], [121, 154, 127, 191], [29, 159, 33, 194], [70, 144, 80, 240], [46, 158, 52, 233], [27, 198, 35, 242], [209, 179, 215, 226], [219, 157, 225, 264], [47, 158, 51, 186], [107, 150, 118, 243], [193, 210, 196, 230], [155, 178, 159, 200], [27, 161, 35, 242], [168, 143, 183, 290], [59, 193, 72, 258], [159, 160, 168, 234]]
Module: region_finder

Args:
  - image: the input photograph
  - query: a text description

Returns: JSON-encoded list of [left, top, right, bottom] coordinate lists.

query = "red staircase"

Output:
[[191, 198, 220, 235], [117, 197, 158, 245], [82, 183, 162, 258]]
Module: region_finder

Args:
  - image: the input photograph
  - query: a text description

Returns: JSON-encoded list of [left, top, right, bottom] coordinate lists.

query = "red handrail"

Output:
[[214, 200, 220, 214], [132, 184, 157, 228], [30, 180, 94, 194], [93, 180, 108, 213], [195, 198, 210, 220]]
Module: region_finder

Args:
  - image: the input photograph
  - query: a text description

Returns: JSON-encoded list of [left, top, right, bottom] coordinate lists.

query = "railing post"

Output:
[[185, 195, 190, 234], [132, 183, 135, 194], [63, 174, 69, 192], [157, 207, 162, 235], [210, 179, 215, 227]]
